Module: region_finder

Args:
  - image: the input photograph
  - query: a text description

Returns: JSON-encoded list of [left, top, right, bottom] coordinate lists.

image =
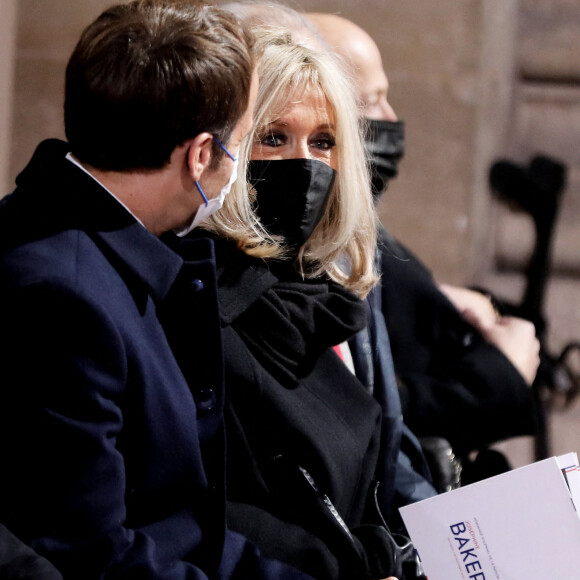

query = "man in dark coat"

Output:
[[309, 13, 540, 461], [0, 2, 312, 579]]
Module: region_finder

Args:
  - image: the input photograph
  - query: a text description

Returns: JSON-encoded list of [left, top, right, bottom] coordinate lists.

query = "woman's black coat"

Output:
[[212, 238, 404, 580]]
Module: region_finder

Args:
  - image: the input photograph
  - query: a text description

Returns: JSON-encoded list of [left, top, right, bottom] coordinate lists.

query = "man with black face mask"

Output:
[[309, 13, 540, 482]]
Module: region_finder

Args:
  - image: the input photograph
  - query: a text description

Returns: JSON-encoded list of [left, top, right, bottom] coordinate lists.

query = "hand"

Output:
[[439, 283, 498, 326], [462, 309, 540, 385]]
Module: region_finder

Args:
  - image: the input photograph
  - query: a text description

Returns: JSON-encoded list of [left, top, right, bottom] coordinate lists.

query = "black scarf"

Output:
[[214, 239, 367, 387]]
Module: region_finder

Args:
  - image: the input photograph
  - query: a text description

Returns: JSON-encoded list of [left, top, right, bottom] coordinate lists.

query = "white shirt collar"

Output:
[[65, 152, 146, 229]]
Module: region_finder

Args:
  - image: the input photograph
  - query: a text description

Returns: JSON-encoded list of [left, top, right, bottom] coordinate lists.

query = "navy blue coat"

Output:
[[0, 140, 312, 580]]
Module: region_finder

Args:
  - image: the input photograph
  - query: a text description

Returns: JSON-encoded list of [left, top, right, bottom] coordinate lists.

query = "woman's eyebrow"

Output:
[[316, 123, 336, 131], [262, 119, 288, 128]]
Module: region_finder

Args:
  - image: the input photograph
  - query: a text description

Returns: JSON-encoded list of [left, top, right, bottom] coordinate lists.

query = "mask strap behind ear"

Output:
[[194, 181, 209, 206], [213, 136, 237, 161], [187, 141, 210, 207]]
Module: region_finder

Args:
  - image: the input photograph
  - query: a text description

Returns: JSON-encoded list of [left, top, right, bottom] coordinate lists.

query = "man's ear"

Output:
[[186, 132, 214, 181]]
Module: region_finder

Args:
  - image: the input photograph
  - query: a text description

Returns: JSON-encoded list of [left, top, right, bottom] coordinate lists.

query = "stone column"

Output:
[[0, 0, 18, 195]]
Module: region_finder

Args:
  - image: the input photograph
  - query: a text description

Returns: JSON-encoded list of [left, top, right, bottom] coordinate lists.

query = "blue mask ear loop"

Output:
[[194, 181, 209, 206], [195, 136, 237, 206], [213, 136, 237, 161]]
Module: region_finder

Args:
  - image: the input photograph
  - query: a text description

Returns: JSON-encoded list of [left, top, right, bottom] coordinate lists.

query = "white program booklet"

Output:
[[400, 453, 580, 580]]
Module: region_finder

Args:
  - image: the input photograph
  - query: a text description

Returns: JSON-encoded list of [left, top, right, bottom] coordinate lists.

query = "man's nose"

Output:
[[380, 98, 398, 122]]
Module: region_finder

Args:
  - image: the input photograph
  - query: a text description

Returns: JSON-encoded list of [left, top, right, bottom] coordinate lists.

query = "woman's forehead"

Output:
[[267, 82, 333, 120]]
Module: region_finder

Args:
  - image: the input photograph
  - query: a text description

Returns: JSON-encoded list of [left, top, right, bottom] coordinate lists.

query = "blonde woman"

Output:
[[198, 26, 410, 580]]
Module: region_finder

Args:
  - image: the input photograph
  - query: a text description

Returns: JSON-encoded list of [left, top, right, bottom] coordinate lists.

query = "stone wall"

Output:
[[0, 0, 18, 194], [9, 1, 111, 186]]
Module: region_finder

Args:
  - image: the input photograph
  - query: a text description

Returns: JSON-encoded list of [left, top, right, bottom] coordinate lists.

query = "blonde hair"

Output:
[[223, 1, 323, 48], [205, 26, 379, 297]]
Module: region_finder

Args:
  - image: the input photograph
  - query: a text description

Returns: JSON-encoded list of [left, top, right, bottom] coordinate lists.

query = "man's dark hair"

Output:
[[65, 0, 255, 171]]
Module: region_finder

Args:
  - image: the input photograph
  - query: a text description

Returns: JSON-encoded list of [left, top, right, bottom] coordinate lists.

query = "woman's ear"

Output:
[[186, 132, 214, 181]]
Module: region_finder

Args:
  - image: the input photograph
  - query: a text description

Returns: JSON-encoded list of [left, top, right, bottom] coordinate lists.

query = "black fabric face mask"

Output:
[[364, 119, 405, 200], [248, 158, 337, 247]]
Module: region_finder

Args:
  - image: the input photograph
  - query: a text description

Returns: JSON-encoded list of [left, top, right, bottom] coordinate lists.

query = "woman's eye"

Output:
[[258, 132, 286, 147], [311, 134, 336, 151]]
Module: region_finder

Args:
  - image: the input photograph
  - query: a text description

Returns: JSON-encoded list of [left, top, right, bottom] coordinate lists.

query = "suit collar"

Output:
[[8, 139, 189, 303], [95, 224, 183, 303]]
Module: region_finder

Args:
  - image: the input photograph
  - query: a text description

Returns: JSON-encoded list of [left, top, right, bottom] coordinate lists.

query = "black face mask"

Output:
[[248, 158, 336, 247], [364, 119, 405, 200]]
